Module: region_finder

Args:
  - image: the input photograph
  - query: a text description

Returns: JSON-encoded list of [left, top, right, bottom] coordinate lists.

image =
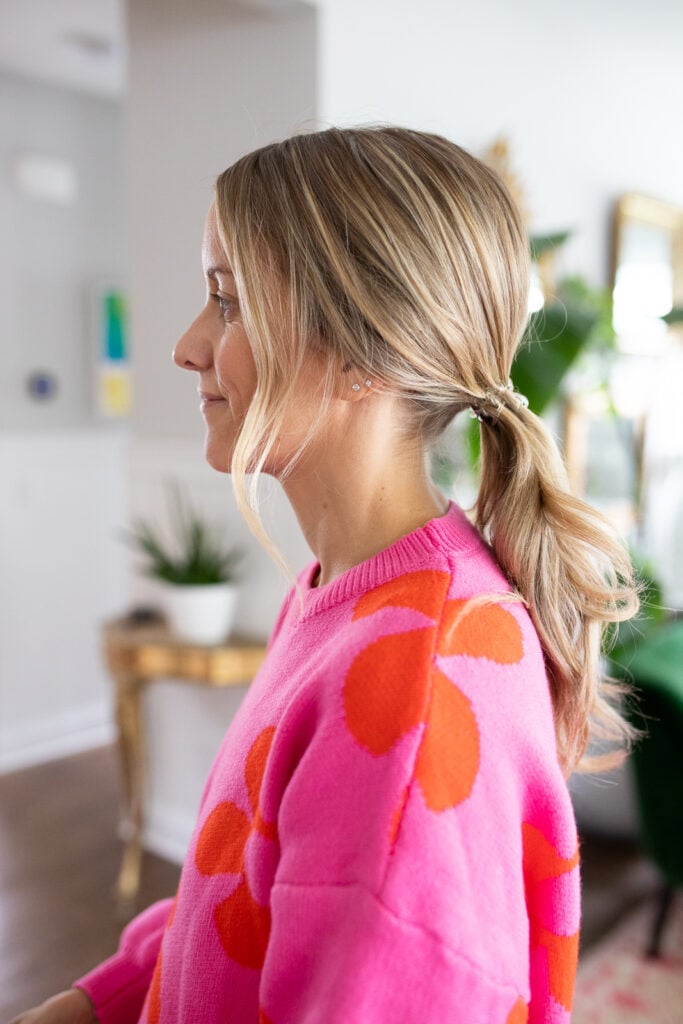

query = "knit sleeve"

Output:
[[261, 881, 525, 1023], [72, 897, 173, 1024]]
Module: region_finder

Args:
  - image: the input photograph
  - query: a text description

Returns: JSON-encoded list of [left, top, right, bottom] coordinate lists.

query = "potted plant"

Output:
[[122, 480, 243, 645]]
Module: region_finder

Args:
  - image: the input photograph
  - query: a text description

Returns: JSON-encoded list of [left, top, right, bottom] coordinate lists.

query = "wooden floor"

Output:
[[0, 746, 662, 1019], [0, 746, 180, 1021]]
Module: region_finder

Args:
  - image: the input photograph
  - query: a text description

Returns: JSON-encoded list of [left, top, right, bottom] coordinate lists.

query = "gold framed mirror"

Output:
[[611, 193, 683, 356], [564, 193, 683, 546]]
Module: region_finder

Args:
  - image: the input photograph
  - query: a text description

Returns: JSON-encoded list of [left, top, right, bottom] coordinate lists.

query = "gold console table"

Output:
[[102, 616, 267, 909]]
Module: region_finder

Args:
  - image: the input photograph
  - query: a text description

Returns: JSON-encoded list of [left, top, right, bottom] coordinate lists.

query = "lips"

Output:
[[199, 391, 226, 404]]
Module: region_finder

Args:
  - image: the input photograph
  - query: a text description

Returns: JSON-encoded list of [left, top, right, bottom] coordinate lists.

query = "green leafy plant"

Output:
[[457, 231, 617, 469], [122, 480, 243, 585], [513, 273, 616, 415], [529, 230, 572, 262]]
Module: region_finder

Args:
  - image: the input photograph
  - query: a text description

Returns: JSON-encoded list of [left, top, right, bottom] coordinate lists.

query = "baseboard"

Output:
[[142, 800, 196, 866], [0, 703, 115, 774]]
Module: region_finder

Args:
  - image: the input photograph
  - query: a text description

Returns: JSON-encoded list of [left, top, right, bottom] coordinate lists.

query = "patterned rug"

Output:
[[573, 894, 683, 1024]]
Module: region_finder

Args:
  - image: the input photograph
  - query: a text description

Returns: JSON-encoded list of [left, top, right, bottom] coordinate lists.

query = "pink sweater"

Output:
[[76, 501, 580, 1023]]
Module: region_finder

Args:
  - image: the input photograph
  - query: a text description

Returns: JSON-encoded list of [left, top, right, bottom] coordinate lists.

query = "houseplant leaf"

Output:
[[529, 231, 572, 261], [513, 277, 615, 416], [121, 480, 243, 585]]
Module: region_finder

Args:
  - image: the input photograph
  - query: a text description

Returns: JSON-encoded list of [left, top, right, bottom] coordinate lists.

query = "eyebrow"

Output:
[[206, 265, 234, 280]]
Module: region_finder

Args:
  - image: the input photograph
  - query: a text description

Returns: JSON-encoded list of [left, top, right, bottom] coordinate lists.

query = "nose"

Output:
[[173, 315, 212, 372]]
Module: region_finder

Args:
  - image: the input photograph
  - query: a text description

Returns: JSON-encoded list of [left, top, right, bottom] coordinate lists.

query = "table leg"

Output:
[[114, 672, 146, 909]]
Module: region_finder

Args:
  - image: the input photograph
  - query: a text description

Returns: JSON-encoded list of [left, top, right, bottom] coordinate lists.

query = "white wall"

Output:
[[125, 0, 318, 860], [0, 72, 125, 429], [318, 0, 683, 285], [0, 73, 130, 771], [127, 0, 317, 442]]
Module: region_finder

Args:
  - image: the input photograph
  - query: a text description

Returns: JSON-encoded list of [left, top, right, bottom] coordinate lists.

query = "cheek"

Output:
[[215, 330, 258, 411]]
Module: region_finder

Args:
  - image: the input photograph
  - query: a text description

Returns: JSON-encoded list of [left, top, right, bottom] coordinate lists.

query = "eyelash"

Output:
[[211, 293, 238, 322]]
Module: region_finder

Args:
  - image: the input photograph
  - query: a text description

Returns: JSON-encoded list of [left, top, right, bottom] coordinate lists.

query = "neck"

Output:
[[279, 415, 448, 588]]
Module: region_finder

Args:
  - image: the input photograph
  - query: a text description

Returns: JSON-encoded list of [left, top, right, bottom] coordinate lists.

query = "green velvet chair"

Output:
[[623, 619, 683, 957]]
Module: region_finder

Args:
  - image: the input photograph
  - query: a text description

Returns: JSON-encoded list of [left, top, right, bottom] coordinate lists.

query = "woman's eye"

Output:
[[212, 293, 239, 322]]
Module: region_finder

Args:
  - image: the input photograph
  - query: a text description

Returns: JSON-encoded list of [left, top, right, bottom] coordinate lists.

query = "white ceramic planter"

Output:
[[161, 582, 238, 645]]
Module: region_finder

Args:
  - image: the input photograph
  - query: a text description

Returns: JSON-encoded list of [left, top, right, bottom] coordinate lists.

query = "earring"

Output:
[[364, 379, 372, 387], [351, 383, 361, 392]]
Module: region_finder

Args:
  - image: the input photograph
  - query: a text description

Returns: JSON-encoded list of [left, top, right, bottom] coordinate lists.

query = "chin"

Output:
[[204, 437, 233, 474], [202, 430, 284, 479]]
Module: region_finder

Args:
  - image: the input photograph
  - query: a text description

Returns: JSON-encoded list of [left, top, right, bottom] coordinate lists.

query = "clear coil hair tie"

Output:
[[469, 378, 529, 423]]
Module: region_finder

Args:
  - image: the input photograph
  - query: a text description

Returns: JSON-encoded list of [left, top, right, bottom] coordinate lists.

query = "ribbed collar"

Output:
[[297, 500, 481, 620]]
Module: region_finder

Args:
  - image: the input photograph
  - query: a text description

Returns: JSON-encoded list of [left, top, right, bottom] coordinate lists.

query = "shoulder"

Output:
[[264, 504, 559, 795], [280, 505, 548, 710]]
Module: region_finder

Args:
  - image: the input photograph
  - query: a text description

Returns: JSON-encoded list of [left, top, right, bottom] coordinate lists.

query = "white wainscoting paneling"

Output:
[[0, 428, 129, 772]]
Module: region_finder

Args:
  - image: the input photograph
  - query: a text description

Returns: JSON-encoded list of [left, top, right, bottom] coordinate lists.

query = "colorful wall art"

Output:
[[95, 287, 130, 418]]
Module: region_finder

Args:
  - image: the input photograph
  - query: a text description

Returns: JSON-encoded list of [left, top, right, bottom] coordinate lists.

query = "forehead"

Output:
[[201, 204, 232, 279]]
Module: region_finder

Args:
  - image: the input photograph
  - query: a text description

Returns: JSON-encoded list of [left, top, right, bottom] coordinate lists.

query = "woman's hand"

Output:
[[8, 989, 96, 1024]]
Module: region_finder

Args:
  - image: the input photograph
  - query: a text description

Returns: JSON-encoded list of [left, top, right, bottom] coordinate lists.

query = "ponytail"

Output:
[[474, 400, 641, 776]]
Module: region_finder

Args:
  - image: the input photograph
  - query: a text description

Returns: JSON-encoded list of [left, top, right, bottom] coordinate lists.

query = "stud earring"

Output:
[[364, 379, 372, 387], [351, 383, 361, 392]]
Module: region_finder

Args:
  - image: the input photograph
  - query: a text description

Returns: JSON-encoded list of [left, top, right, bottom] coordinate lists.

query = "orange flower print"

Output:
[[144, 897, 177, 1022], [414, 667, 480, 812], [345, 571, 523, 821], [194, 727, 278, 970], [343, 628, 436, 755], [523, 823, 580, 1011], [147, 950, 162, 1024], [213, 877, 271, 970], [438, 598, 524, 663], [506, 995, 529, 1023], [352, 569, 452, 622], [195, 801, 251, 875]]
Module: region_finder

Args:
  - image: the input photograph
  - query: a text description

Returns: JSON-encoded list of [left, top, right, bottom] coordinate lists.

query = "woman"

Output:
[[13, 126, 638, 1024]]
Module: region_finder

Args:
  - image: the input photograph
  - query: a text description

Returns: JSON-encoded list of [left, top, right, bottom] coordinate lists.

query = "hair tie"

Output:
[[469, 378, 529, 423]]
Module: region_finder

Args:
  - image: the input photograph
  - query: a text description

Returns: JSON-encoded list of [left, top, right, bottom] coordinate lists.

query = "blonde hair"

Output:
[[214, 125, 639, 776]]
